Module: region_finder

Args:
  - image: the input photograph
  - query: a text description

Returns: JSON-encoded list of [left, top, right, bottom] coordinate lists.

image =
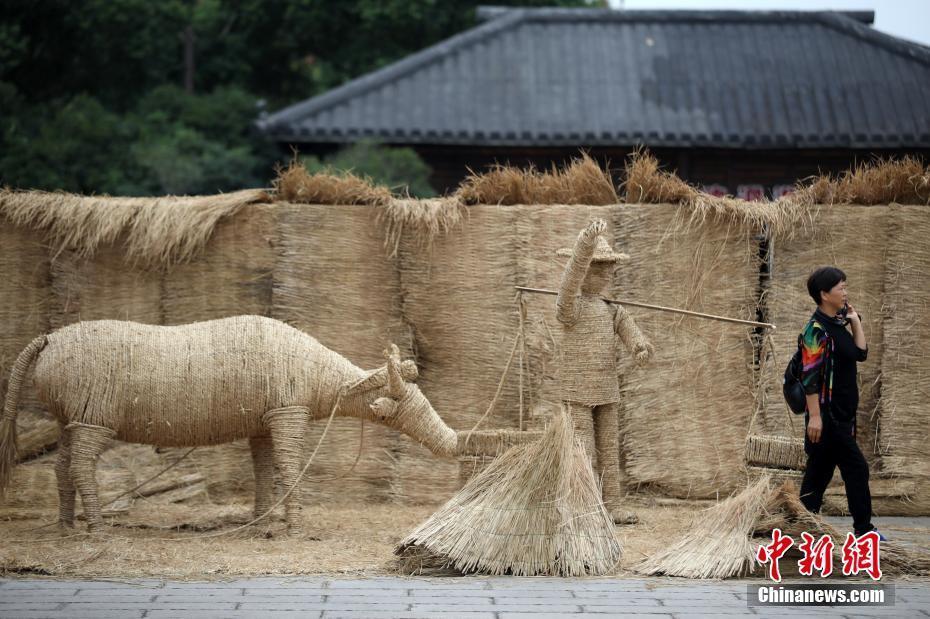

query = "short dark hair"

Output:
[[807, 266, 846, 305]]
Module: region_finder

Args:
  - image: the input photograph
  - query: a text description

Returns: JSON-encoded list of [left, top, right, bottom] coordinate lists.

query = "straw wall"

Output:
[[761, 206, 888, 465], [394, 207, 521, 503], [4, 194, 930, 514], [273, 203, 411, 504], [162, 203, 275, 323], [878, 204, 930, 513], [613, 205, 760, 498], [49, 239, 163, 328], [0, 222, 54, 460]]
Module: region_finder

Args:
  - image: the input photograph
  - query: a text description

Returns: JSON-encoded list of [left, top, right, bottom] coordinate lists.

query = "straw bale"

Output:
[[878, 204, 930, 513], [758, 206, 889, 465], [0, 222, 54, 467], [613, 203, 760, 498], [272, 203, 411, 504], [162, 203, 275, 323], [394, 206, 521, 502], [456, 152, 618, 206], [0, 188, 270, 268], [272, 159, 392, 206]]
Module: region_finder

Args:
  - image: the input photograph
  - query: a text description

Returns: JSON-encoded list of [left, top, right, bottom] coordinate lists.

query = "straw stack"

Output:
[[162, 203, 275, 323], [396, 408, 621, 576]]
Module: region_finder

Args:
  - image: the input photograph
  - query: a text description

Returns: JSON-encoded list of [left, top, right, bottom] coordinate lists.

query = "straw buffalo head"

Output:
[[344, 345, 457, 458]]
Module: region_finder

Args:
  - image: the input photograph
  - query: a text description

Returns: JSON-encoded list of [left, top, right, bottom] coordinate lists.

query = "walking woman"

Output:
[[799, 266, 883, 539]]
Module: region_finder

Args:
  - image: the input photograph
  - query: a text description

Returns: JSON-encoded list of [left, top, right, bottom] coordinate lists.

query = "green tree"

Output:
[[0, 0, 596, 194]]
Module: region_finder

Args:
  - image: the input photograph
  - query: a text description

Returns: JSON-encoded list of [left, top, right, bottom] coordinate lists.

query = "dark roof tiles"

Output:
[[257, 8, 930, 148]]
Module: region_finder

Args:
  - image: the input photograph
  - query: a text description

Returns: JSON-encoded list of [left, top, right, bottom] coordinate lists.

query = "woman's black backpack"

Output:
[[783, 335, 807, 414]]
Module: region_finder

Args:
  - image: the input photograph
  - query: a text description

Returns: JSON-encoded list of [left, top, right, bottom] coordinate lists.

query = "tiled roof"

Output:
[[256, 8, 930, 148]]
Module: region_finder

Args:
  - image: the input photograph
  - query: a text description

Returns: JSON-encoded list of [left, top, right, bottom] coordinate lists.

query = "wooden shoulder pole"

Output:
[[515, 286, 776, 331]]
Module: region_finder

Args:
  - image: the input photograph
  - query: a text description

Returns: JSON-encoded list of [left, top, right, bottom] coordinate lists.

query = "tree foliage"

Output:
[[0, 0, 594, 195]]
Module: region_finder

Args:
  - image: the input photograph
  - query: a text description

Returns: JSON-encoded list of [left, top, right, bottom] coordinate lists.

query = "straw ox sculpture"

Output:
[[0, 315, 458, 534]]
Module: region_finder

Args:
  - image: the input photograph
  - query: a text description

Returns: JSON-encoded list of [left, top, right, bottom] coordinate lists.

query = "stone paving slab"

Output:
[[2, 575, 929, 618]]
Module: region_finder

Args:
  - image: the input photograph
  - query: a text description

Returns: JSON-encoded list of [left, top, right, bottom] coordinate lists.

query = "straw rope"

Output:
[[745, 332, 804, 470], [461, 327, 522, 449]]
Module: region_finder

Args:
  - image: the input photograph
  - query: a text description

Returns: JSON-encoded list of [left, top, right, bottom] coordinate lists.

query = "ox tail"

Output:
[[1, 335, 47, 496]]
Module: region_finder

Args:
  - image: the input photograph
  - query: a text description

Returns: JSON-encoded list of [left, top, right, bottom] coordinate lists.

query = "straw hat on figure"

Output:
[[556, 218, 653, 524]]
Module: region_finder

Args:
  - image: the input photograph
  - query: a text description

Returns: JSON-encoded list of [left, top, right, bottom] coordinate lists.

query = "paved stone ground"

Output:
[[0, 576, 927, 619], [0, 517, 925, 619]]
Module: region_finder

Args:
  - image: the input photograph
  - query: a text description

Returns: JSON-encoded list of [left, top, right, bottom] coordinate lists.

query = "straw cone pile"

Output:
[[396, 408, 621, 576], [637, 476, 930, 579]]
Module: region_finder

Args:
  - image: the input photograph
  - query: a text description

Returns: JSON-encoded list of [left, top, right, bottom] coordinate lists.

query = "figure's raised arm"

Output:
[[556, 219, 605, 325], [614, 303, 653, 365]]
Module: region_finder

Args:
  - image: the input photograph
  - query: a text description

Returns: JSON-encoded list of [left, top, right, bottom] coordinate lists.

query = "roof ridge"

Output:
[[256, 9, 528, 130], [813, 12, 930, 67]]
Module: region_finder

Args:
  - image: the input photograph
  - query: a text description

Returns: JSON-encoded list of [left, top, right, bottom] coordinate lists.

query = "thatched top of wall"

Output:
[[3, 154, 925, 268], [455, 153, 618, 206], [272, 159, 393, 206], [0, 188, 270, 268], [788, 156, 930, 206]]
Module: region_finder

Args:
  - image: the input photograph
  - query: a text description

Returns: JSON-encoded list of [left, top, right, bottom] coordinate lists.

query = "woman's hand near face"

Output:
[[846, 303, 860, 324]]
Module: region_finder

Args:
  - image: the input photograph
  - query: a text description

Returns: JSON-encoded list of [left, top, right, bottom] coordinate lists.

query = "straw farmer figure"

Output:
[[556, 218, 652, 524]]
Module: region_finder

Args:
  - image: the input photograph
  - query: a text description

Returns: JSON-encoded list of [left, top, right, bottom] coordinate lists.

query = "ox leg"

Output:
[[67, 422, 115, 533], [263, 407, 309, 536], [249, 436, 275, 519], [55, 423, 76, 529]]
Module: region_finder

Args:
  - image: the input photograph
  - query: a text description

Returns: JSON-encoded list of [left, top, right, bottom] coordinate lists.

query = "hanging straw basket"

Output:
[[745, 434, 806, 470]]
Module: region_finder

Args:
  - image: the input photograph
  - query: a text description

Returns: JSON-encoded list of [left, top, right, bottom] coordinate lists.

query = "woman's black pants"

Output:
[[800, 414, 874, 536]]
